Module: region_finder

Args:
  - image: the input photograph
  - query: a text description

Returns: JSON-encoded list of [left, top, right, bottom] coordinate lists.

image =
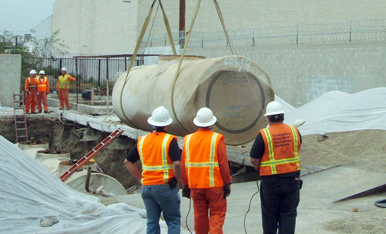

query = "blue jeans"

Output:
[[142, 184, 181, 234]]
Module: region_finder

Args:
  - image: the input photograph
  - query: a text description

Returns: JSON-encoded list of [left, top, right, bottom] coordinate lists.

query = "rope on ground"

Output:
[[244, 180, 260, 234]]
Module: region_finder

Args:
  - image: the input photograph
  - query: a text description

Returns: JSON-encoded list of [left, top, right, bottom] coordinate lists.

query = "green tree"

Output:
[[30, 29, 69, 58], [0, 29, 69, 86]]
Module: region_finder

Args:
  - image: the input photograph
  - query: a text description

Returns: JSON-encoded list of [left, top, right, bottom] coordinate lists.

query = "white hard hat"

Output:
[[39, 70, 45, 75], [193, 107, 217, 127], [264, 101, 285, 116], [29, 70, 37, 75], [147, 106, 173, 127], [61, 67, 67, 72]]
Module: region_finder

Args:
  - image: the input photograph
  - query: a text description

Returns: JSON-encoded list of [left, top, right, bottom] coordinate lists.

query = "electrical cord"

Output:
[[185, 198, 193, 234], [244, 179, 260, 234]]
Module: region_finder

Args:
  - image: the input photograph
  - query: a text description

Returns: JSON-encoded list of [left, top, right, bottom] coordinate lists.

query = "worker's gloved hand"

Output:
[[182, 186, 190, 199], [223, 183, 231, 198], [26, 91, 30, 95], [36, 92, 39, 95]]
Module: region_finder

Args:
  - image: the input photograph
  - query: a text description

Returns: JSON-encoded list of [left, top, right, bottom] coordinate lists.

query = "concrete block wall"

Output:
[[52, 0, 138, 54], [52, 0, 386, 54], [187, 42, 386, 107], [0, 55, 22, 107]]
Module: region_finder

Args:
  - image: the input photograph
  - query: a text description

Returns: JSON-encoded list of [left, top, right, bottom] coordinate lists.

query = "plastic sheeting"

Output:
[[0, 135, 187, 234], [284, 87, 386, 136]]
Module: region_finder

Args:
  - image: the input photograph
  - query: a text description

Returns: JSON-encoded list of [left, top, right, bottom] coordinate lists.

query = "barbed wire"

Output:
[[141, 18, 386, 47]]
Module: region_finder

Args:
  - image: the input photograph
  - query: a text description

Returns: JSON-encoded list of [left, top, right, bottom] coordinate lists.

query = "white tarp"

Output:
[[0, 135, 188, 234], [283, 87, 386, 136]]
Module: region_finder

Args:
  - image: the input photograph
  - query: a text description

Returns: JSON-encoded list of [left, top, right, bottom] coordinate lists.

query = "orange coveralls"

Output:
[[37, 76, 50, 112], [181, 128, 232, 234], [56, 74, 76, 109], [24, 77, 38, 113]]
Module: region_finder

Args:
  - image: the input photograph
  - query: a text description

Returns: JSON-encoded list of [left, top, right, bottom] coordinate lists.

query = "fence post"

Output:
[[98, 59, 101, 87], [349, 21, 352, 42], [252, 29, 255, 46], [201, 33, 204, 48], [106, 58, 109, 114], [75, 57, 79, 106]]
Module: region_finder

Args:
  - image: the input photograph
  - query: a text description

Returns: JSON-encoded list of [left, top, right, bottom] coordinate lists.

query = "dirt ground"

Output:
[[2, 118, 386, 233], [300, 130, 386, 234]]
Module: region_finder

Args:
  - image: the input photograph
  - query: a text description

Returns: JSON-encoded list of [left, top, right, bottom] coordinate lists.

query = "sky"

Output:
[[0, 0, 57, 35]]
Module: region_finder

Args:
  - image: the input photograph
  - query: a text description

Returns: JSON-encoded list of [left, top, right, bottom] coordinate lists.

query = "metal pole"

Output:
[[179, 0, 186, 48], [349, 21, 352, 42], [76, 57, 79, 106], [98, 59, 101, 87], [106, 58, 109, 114]]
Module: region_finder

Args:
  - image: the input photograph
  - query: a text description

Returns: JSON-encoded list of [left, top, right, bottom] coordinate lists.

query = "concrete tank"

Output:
[[112, 55, 274, 145]]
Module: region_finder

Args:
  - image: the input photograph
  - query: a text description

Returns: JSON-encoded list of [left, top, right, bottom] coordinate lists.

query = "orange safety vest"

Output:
[[58, 74, 71, 89], [137, 132, 176, 186], [37, 77, 49, 92], [259, 124, 301, 176], [25, 77, 37, 91], [183, 131, 224, 188]]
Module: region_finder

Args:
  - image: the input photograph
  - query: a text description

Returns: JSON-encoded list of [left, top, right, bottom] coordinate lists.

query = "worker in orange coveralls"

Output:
[[24, 70, 38, 114], [56, 67, 76, 110], [181, 107, 232, 234], [36, 70, 50, 113]]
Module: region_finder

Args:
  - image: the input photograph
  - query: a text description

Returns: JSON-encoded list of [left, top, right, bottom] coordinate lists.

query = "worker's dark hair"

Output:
[[268, 114, 284, 122], [152, 126, 166, 134]]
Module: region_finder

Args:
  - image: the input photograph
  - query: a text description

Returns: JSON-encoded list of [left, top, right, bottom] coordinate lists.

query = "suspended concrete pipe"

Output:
[[112, 55, 274, 145]]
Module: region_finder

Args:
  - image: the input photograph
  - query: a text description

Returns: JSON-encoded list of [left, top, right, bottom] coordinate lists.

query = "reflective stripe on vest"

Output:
[[185, 132, 220, 187], [37, 77, 48, 92], [58, 74, 70, 89], [138, 134, 174, 183], [28, 78, 37, 88], [260, 126, 300, 174]]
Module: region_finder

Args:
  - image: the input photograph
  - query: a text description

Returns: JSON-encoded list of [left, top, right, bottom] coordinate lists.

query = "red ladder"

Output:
[[13, 91, 28, 143], [60, 128, 124, 182]]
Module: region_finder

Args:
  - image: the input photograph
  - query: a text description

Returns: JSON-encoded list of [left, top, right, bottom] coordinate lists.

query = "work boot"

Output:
[[59, 107, 63, 110], [66, 107, 70, 110], [38, 110, 42, 113], [44, 111, 49, 113]]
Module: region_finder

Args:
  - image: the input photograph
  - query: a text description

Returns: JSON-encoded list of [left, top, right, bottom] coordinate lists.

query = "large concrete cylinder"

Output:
[[112, 55, 274, 145]]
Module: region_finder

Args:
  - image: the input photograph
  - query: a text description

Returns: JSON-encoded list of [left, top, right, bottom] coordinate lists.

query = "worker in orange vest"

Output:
[[249, 101, 302, 234], [56, 67, 76, 110], [36, 70, 50, 113], [24, 70, 38, 114], [124, 106, 182, 234], [181, 107, 232, 234]]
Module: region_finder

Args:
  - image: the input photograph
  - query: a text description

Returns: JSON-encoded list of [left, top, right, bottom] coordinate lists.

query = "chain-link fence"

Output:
[[143, 18, 386, 48]]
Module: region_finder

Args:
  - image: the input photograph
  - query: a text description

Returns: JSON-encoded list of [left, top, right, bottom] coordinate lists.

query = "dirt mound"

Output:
[[300, 130, 386, 172]]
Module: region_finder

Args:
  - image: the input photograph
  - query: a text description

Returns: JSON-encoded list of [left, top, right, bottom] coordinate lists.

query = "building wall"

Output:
[[33, 16, 53, 40], [52, 0, 386, 54], [52, 0, 138, 54], [141, 0, 386, 33], [0, 55, 22, 107], [187, 42, 386, 107]]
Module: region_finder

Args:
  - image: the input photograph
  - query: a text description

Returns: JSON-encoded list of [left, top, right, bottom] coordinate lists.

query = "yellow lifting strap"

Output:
[[119, 0, 177, 127], [169, 0, 236, 134], [119, 0, 236, 133]]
